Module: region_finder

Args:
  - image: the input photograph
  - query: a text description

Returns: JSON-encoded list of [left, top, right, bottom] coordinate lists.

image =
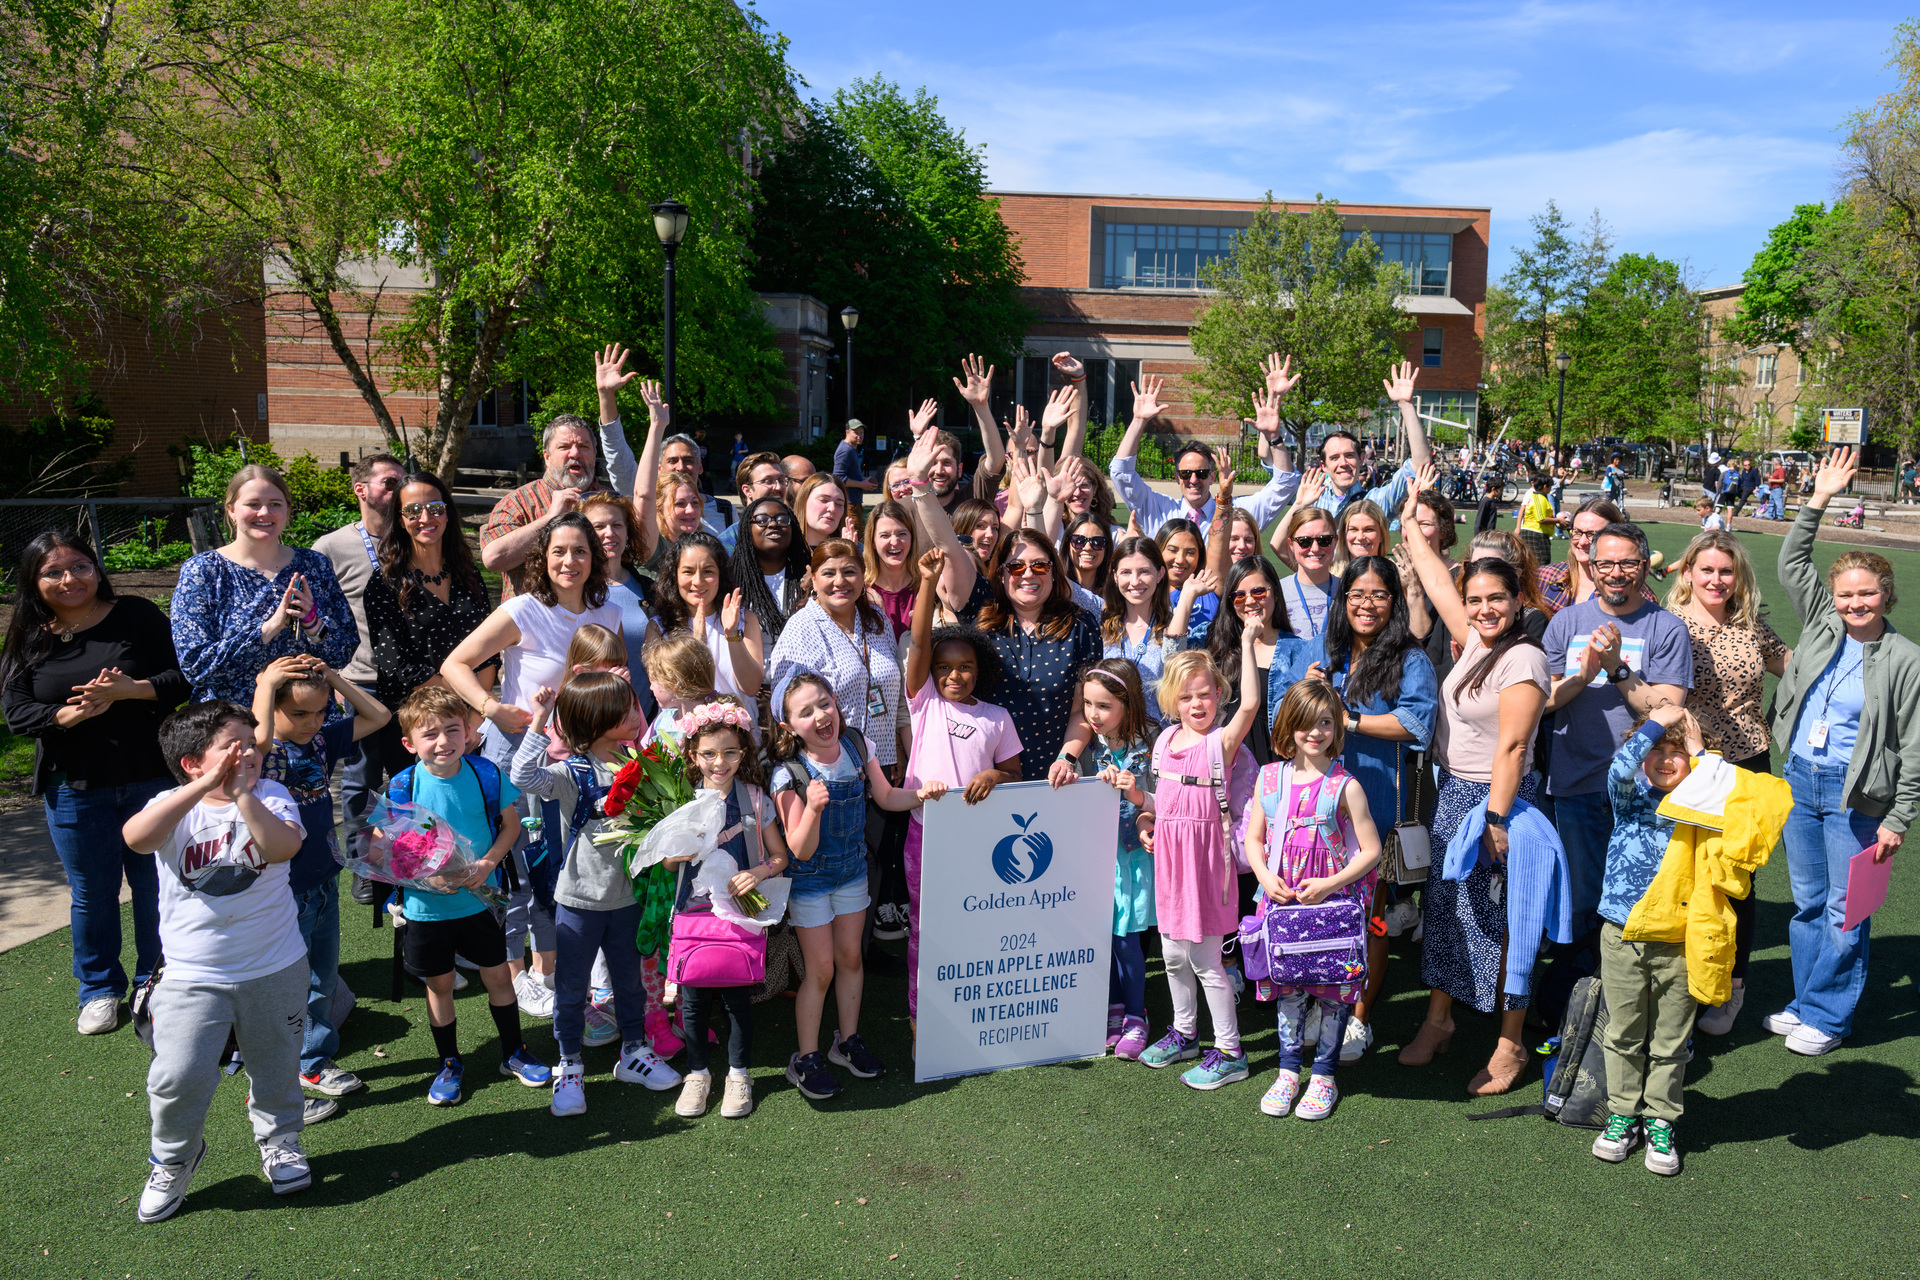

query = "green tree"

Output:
[[1482, 201, 1611, 442], [1186, 195, 1409, 453], [1727, 203, 1836, 350], [752, 77, 1030, 431], [1570, 253, 1723, 446]]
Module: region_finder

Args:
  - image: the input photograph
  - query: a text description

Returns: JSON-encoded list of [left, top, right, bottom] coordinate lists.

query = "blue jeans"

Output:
[[1551, 789, 1615, 931], [1276, 995, 1347, 1076], [44, 777, 170, 1006], [1783, 755, 1879, 1037], [294, 876, 342, 1074], [553, 902, 646, 1058]]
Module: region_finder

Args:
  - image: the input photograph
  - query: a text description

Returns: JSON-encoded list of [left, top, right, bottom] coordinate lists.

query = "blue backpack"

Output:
[[387, 756, 509, 892], [526, 755, 609, 909]]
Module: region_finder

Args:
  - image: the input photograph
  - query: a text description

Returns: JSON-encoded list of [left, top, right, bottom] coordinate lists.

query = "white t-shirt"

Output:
[[146, 780, 308, 983], [499, 592, 622, 711]]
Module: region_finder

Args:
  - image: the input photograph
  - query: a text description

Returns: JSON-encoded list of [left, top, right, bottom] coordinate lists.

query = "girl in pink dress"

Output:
[[1137, 627, 1262, 1089], [1244, 679, 1382, 1122]]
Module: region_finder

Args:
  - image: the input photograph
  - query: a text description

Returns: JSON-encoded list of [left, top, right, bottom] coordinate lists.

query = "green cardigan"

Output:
[[1771, 505, 1920, 833]]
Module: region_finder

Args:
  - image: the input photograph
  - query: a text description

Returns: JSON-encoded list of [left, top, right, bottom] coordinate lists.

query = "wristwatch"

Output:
[[1057, 748, 1080, 764], [1607, 662, 1633, 684], [1485, 810, 1509, 828], [1346, 709, 1361, 733]]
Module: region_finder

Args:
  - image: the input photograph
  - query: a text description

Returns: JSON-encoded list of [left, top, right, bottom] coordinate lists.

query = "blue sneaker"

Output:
[[426, 1057, 464, 1106], [500, 1047, 552, 1087], [1180, 1048, 1250, 1090], [1138, 1028, 1199, 1069], [785, 1051, 844, 1101]]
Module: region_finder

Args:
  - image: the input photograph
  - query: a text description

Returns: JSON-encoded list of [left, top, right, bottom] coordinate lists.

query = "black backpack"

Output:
[[1470, 975, 1611, 1129]]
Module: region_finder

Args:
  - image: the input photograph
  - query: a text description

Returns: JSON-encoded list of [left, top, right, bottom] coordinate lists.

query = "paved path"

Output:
[[0, 804, 102, 954]]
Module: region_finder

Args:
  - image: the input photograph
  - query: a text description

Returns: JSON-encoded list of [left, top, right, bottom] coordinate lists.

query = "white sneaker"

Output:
[[1761, 1009, 1802, 1036], [78, 996, 119, 1035], [1785, 1024, 1842, 1056], [550, 1058, 586, 1116], [1338, 1017, 1374, 1064], [1695, 986, 1745, 1037], [675, 1070, 712, 1118], [1383, 901, 1419, 938], [515, 970, 554, 1019], [614, 1041, 683, 1091], [137, 1141, 207, 1223], [260, 1138, 312, 1195], [302, 1096, 339, 1125], [721, 1070, 754, 1119]]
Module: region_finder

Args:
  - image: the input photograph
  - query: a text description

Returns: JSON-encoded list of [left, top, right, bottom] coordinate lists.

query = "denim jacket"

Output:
[[1286, 636, 1437, 831]]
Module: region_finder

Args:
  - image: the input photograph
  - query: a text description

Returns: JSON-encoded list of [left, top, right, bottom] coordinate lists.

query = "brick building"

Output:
[[989, 191, 1490, 444], [1698, 283, 1810, 453]]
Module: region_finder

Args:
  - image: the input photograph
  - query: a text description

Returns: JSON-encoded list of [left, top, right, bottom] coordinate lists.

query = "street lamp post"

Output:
[[650, 198, 690, 424], [840, 306, 860, 424], [1552, 350, 1572, 461]]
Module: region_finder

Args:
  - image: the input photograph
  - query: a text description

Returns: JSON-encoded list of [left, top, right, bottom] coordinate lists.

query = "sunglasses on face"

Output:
[[1068, 535, 1110, 551], [750, 512, 793, 528], [1175, 468, 1214, 483], [401, 500, 448, 519], [1292, 533, 1337, 550], [1006, 560, 1052, 578], [1230, 585, 1270, 605], [955, 533, 975, 547]]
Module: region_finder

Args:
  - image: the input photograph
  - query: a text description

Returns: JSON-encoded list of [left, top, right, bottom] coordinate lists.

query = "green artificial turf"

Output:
[[1, 522, 1916, 1278]]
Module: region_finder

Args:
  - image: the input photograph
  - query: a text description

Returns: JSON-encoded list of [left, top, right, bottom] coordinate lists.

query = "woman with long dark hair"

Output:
[[1396, 489, 1553, 1095], [950, 499, 1003, 580], [1100, 535, 1211, 727], [648, 530, 764, 707], [1305, 554, 1437, 1063], [1, 532, 186, 1034], [365, 471, 495, 772], [1063, 515, 1113, 620], [731, 496, 808, 646], [766, 538, 905, 767]]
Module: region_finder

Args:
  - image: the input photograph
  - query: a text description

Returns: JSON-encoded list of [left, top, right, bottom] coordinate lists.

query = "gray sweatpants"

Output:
[[147, 958, 308, 1166]]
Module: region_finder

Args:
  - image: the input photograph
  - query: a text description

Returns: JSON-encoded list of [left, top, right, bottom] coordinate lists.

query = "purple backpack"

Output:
[[1237, 762, 1368, 988]]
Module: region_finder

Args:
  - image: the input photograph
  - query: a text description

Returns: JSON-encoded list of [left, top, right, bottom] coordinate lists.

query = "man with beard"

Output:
[[479, 344, 641, 596], [1538, 521, 1693, 1014]]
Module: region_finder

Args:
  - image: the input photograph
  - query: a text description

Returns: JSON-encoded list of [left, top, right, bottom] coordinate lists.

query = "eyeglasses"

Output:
[[400, 500, 448, 519], [693, 748, 744, 766], [1347, 589, 1394, 604], [1175, 468, 1214, 483], [750, 512, 793, 528], [38, 560, 96, 583], [1005, 560, 1052, 578], [1570, 529, 1600, 544], [1292, 534, 1337, 550], [1590, 559, 1644, 575], [1230, 585, 1271, 605], [1068, 535, 1110, 551]]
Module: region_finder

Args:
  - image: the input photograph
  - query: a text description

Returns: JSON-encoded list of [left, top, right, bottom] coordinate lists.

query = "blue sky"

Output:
[[753, 1, 1908, 289]]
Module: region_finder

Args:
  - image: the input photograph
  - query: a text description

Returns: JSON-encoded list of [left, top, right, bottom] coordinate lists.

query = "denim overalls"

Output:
[[789, 735, 869, 899]]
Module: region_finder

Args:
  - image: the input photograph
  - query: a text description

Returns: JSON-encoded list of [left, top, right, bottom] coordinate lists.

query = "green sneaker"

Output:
[[1591, 1114, 1642, 1163], [1643, 1119, 1681, 1176], [1179, 1048, 1250, 1091], [1138, 1029, 1199, 1069]]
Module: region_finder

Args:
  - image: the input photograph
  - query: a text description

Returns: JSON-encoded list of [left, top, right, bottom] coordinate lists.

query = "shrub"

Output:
[[102, 541, 193, 572], [181, 440, 354, 514], [283, 505, 358, 548]]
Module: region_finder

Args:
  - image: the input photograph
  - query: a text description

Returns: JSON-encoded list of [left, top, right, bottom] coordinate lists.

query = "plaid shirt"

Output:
[[1536, 561, 1659, 616], [478, 417, 637, 598]]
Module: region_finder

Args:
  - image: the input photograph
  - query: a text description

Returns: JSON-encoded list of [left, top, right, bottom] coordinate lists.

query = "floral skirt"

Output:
[[1418, 771, 1538, 1013]]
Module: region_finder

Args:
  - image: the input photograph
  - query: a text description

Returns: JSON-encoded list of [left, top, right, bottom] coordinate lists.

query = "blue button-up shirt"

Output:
[[1275, 635, 1436, 830]]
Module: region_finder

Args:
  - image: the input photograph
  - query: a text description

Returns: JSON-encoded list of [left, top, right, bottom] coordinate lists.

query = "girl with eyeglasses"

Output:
[[1302, 554, 1437, 1065], [1273, 506, 1339, 640], [364, 472, 494, 776], [730, 497, 808, 646]]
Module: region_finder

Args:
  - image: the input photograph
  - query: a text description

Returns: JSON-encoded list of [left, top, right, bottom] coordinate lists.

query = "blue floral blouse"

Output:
[[171, 548, 358, 705]]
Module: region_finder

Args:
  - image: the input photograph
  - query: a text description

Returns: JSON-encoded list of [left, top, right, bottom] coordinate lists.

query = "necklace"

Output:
[[412, 565, 449, 586], [48, 601, 106, 641]]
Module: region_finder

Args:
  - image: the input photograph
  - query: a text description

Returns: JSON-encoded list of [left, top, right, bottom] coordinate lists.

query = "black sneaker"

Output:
[[828, 1031, 886, 1079], [871, 903, 907, 941], [349, 873, 381, 906], [785, 1051, 844, 1100]]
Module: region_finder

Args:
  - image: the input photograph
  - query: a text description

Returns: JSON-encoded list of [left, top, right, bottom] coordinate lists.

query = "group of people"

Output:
[[4, 336, 1911, 1219], [1697, 452, 1793, 525]]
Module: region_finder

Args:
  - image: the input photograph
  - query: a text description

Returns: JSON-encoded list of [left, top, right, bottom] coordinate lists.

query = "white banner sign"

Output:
[[914, 779, 1121, 1083]]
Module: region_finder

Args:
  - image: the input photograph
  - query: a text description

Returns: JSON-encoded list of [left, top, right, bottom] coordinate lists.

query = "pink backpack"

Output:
[[1151, 724, 1258, 894]]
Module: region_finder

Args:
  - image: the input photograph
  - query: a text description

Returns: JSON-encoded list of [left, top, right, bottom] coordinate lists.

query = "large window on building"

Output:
[[1755, 354, 1778, 388], [1104, 224, 1239, 289], [1343, 230, 1453, 295], [1422, 327, 1444, 368]]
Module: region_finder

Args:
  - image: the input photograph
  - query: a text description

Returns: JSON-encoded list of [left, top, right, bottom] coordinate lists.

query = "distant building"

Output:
[[988, 191, 1491, 443], [1698, 283, 1810, 454]]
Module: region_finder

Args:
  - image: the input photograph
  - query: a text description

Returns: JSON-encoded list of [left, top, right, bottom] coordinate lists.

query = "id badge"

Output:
[[867, 684, 887, 717], [1807, 719, 1830, 749]]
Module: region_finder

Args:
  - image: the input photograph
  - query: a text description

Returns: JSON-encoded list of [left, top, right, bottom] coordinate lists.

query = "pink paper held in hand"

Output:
[[1842, 844, 1893, 933], [340, 796, 503, 907]]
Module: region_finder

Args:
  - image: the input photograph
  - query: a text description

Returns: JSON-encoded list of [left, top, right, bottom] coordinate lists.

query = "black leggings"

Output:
[[1728, 750, 1772, 983], [682, 985, 753, 1073]]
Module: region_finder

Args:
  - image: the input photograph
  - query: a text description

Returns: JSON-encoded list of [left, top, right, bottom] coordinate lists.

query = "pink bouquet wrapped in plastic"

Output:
[[339, 795, 505, 909]]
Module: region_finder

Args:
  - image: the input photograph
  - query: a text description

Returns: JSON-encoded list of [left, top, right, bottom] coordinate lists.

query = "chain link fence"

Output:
[[0, 497, 222, 591]]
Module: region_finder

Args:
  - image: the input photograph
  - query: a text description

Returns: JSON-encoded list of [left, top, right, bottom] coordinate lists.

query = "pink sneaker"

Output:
[[645, 1005, 684, 1060], [1113, 1016, 1150, 1060], [1106, 1003, 1126, 1048]]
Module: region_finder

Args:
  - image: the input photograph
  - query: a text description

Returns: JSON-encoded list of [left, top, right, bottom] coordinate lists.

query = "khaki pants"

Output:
[[1598, 922, 1696, 1122]]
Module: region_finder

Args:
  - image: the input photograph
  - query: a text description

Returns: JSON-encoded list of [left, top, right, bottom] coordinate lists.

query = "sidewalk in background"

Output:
[[0, 805, 108, 954]]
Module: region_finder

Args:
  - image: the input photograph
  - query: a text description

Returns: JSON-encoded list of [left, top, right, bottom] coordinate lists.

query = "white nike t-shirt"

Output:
[[146, 780, 308, 983]]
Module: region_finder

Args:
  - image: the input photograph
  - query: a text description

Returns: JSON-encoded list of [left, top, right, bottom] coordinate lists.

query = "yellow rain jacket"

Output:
[[1623, 757, 1793, 1006]]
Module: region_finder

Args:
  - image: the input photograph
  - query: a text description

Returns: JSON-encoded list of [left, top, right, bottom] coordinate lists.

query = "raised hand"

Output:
[[908, 397, 938, 439], [1009, 452, 1046, 511], [1040, 385, 1075, 436], [1050, 351, 1086, 382], [1295, 465, 1328, 509], [1212, 446, 1236, 499], [905, 423, 938, 481], [1131, 375, 1167, 423], [1812, 446, 1858, 502], [918, 547, 946, 582], [1185, 567, 1220, 599], [720, 588, 744, 635], [636, 379, 669, 427], [1252, 388, 1284, 442], [596, 344, 639, 396], [1125, 507, 1143, 538], [1263, 352, 1300, 397], [1043, 463, 1073, 505], [1007, 404, 1037, 458], [1383, 359, 1417, 404], [952, 354, 994, 408]]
